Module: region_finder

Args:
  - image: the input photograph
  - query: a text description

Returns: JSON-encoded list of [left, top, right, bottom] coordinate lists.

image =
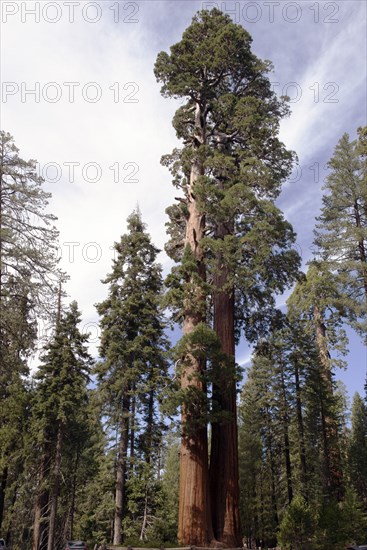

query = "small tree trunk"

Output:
[[32, 449, 50, 550], [314, 305, 344, 501], [139, 491, 149, 541], [47, 422, 63, 550], [280, 360, 293, 504], [113, 393, 130, 545], [0, 466, 8, 529], [130, 386, 136, 461], [69, 448, 80, 540], [353, 200, 367, 298], [265, 407, 279, 532], [294, 358, 308, 498]]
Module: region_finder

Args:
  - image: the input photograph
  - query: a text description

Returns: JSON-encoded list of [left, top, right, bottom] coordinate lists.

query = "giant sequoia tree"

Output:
[[155, 9, 300, 546]]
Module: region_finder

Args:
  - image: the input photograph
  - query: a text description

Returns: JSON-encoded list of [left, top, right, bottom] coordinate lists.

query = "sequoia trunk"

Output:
[[178, 102, 215, 547], [210, 249, 241, 546]]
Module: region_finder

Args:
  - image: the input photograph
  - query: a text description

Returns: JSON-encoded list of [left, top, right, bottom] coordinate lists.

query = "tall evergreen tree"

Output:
[[239, 357, 280, 549], [31, 300, 92, 550], [349, 392, 367, 509], [0, 131, 59, 538], [314, 129, 367, 340], [96, 209, 168, 545], [155, 9, 300, 545], [287, 265, 347, 502], [0, 130, 59, 312]]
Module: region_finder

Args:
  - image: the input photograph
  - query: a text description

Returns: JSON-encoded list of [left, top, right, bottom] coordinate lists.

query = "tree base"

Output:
[[209, 540, 225, 548]]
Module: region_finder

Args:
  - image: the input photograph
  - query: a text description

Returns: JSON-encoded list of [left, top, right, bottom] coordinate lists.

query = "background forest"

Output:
[[1, 6, 367, 550]]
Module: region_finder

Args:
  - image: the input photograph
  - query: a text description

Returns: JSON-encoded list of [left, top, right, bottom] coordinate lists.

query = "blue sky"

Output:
[[1, 0, 366, 400]]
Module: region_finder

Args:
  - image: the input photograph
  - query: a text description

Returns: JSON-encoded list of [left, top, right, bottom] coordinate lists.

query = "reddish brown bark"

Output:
[[178, 100, 217, 547], [178, 164, 215, 546], [210, 259, 241, 547]]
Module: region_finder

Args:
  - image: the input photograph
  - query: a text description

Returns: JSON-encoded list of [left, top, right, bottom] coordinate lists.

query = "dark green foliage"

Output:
[[314, 130, 367, 340], [0, 130, 59, 314], [157, 9, 301, 337], [96, 209, 169, 543], [0, 131, 59, 545], [156, 9, 301, 545], [30, 300, 94, 549], [34, 301, 92, 432], [96, 209, 167, 418], [238, 308, 351, 547], [349, 393, 367, 508], [278, 495, 315, 550], [315, 489, 367, 549], [287, 263, 348, 368]]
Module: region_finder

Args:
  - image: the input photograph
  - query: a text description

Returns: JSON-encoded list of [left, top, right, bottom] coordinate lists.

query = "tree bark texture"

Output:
[[178, 101, 216, 547], [47, 423, 63, 550], [32, 449, 50, 550], [294, 359, 308, 499], [0, 466, 8, 530], [314, 305, 344, 500], [280, 361, 293, 505], [210, 242, 241, 546], [113, 393, 130, 545]]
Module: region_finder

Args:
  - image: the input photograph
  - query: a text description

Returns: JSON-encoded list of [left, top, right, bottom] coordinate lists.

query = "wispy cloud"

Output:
[[2, 0, 366, 393]]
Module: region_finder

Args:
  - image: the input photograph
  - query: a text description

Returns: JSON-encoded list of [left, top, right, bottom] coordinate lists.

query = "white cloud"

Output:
[[2, 0, 366, 392]]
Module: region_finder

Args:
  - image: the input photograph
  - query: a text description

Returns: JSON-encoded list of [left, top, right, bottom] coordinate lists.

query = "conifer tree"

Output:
[[287, 265, 347, 502], [96, 209, 168, 545], [314, 129, 367, 340], [349, 392, 367, 509], [155, 9, 300, 545], [0, 131, 59, 537], [239, 354, 281, 549], [0, 130, 59, 312], [31, 300, 92, 550]]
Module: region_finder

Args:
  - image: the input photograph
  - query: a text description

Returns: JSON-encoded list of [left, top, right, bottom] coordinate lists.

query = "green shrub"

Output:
[[278, 495, 315, 550]]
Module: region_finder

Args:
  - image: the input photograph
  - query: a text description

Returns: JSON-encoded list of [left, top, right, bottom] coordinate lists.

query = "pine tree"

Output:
[[239, 354, 281, 549], [314, 129, 367, 340], [96, 209, 168, 545], [278, 495, 315, 550], [287, 265, 347, 502], [0, 131, 59, 538], [155, 9, 300, 545], [0, 130, 59, 313], [31, 300, 92, 550], [348, 393, 367, 509]]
